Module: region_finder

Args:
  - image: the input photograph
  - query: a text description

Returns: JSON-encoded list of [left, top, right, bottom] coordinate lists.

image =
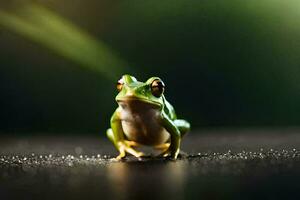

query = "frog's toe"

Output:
[[116, 141, 145, 158], [170, 149, 180, 160], [136, 151, 145, 157], [116, 152, 126, 160], [163, 153, 170, 157], [158, 148, 180, 160], [124, 146, 144, 158], [158, 149, 171, 157]]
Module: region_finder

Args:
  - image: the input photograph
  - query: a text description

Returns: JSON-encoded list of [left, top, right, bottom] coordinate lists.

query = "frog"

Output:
[[106, 74, 190, 160]]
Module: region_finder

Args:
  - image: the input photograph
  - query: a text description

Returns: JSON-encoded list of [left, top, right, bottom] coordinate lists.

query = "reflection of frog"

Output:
[[106, 75, 190, 160]]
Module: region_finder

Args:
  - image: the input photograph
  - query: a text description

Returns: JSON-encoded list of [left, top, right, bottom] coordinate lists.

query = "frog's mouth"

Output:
[[116, 97, 161, 108]]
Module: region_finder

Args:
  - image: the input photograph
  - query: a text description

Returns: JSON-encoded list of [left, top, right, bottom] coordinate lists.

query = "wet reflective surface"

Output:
[[1, 130, 300, 200]]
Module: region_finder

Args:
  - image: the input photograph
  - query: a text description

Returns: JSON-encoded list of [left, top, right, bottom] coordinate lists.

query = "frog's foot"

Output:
[[154, 143, 170, 151], [158, 147, 180, 160], [156, 143, 172, 158], [116, 150, 126, 160], [157, 148, 171, 158], [116, 142, 145, 160]]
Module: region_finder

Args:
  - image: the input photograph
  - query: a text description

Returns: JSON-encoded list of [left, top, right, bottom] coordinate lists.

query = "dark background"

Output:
[[1, 2, 300, 199], [1, 0, 300, 133]]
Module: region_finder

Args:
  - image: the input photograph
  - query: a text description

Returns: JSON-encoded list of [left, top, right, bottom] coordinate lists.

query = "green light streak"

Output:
[[0, 4, 128, 80]]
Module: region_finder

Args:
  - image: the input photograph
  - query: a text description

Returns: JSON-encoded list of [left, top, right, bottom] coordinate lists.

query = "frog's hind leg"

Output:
[[107, 128, 117, 147], [174, 119, 190, 138]]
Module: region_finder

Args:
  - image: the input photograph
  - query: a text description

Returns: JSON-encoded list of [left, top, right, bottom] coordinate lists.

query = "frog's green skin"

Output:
[[106, 75, 190, 160]]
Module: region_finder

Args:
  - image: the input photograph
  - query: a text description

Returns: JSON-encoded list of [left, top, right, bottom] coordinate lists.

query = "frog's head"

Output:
[[115, 74, 165, 108]]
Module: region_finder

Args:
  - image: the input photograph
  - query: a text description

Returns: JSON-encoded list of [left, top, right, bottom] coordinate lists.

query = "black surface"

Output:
[[0, 129, 300, 200]]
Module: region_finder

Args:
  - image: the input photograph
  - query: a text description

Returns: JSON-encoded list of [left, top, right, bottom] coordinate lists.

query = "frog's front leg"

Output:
[[160, 113, 182, 159], [160, 115, 190, 159], [107, 110, 144, 160]]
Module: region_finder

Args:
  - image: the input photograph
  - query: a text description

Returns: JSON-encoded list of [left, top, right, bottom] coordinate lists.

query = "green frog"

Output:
[[106, 74, 190, 160]]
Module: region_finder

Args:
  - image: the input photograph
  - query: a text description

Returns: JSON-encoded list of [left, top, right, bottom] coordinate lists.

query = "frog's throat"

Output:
[[116, 97, 162, 108]]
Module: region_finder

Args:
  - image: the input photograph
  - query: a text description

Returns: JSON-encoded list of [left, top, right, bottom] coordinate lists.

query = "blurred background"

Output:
[[1, 0, 300, 134]]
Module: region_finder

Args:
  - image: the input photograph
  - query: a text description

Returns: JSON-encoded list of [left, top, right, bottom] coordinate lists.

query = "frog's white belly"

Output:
[[118, 100, 170, 145]]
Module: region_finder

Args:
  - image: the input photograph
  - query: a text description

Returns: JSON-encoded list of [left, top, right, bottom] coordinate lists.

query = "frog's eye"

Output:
[[117, 78, 124, 92], [151, 79, 165, 97]]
